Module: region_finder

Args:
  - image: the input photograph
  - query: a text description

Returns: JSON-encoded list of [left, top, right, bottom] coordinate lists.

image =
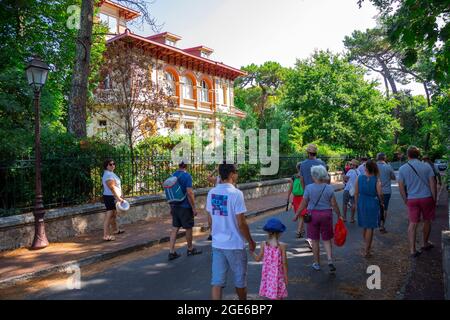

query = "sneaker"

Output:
[[312, 263, 321, 271], [168, 252, 181, 261], [328, 263, 336, 273], [206, 234, 212, 241], [187, 248, 203, 256]]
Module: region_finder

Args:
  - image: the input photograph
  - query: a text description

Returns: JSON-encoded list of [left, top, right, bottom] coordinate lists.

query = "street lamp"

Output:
[[26, 56, 50, 250]]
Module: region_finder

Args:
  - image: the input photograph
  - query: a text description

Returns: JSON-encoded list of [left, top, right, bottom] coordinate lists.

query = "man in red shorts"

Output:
[[398, 146, 437, 258]]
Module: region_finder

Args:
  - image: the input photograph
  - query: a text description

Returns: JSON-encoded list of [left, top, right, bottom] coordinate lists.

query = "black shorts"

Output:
[[103, 195, 116, 211], [170, 206, 194, 229]]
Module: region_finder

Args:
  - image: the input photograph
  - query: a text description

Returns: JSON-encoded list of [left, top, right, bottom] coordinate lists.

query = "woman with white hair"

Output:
[[294, 165, 343, 273]]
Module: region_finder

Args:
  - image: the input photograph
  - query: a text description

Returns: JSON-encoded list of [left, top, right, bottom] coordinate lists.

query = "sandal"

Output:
[[187, 248, 203, 256], [421, 243, 434, 251], [410, 251, 422, 258], [168, 251, 181, 261], [113, 229, 125, 235], [379, 227, 387, 234], [350, 219, 355, 224], [296, 231, 304, 239], [103, 235, 115, 241]]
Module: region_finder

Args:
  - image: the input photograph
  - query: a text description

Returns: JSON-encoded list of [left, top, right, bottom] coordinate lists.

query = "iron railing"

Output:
[[0, 153, 350, 217]]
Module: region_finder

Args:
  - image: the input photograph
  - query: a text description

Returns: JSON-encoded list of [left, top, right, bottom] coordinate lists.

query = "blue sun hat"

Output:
[[263, 218, 286, 233]]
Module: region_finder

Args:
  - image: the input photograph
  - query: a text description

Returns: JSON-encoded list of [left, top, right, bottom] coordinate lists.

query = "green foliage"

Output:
[[283, 50, 399, 155], [358, 0, 450, 87]]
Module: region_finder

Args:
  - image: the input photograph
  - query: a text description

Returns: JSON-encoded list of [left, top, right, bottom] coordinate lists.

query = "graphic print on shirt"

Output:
[[211, 194, 228, 216]]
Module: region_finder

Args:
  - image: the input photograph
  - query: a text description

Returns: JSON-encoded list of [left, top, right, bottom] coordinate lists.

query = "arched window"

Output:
[[201, 80, 209, 102], [183, 76, 194, 99], [165, 72, 176, 95]]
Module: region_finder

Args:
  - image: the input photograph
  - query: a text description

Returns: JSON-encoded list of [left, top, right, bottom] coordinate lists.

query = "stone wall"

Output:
[[0, 173, 344, 251], [0, 178, 293, 251]]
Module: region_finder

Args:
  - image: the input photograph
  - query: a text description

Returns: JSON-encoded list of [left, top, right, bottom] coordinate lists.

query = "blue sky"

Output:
[[130, 0, 423, 94]]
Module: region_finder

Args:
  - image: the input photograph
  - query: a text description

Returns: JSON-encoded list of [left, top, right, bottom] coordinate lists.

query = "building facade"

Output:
[[89, 0, 246, 145]]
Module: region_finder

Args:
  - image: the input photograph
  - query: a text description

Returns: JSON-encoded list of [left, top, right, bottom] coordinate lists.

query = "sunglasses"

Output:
[[109, 163, 116, 166]]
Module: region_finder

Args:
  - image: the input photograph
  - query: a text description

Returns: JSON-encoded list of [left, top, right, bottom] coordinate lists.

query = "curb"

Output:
[[0, 203, 287, 289]]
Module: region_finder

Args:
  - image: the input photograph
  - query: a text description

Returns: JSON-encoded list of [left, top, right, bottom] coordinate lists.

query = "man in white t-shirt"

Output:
[[342, 159, 359, 223], [206, 163, 256, 300]]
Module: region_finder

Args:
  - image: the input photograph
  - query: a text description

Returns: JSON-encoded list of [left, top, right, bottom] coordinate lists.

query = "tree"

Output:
[[68, 0, 160, 138], [235, 61, 286, 125], [282, 50, 399, 155], [358, 0, 449, 87], [0, 0, 80, 161], [344, 28, 402, 98], [93, 39, 175, 160]]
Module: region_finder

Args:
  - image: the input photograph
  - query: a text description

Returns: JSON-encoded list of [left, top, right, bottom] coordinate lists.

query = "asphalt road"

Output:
[[25, 181, 423, 300]]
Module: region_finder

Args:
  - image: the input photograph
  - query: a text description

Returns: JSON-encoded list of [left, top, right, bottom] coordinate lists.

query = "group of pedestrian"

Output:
[[99, 143, 441, 300]]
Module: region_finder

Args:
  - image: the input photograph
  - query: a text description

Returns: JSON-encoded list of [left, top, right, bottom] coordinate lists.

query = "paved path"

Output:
[[0, 190, 302, 284], [16, 181, 447, 300]]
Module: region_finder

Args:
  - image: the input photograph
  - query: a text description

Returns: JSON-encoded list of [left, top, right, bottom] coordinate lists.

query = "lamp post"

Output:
[[26, 57, 50, 250]]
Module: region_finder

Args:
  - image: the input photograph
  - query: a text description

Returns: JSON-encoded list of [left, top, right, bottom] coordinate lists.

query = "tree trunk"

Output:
[[376, 55, 399, 144], [423, 82, 431, 107], [68, 0, 94, 138], [383, 75, 390, 98]]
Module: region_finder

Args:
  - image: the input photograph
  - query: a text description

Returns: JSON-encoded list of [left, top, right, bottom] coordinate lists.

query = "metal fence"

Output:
[[0, 154, 350, 217]]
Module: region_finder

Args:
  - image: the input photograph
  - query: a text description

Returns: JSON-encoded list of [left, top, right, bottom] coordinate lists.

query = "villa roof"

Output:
[[100, 0, 141, 20], [107, 30, 246, 80]]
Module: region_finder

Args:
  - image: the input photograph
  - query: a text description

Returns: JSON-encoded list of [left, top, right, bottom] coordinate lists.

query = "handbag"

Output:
[[304, 185, 326, 224]]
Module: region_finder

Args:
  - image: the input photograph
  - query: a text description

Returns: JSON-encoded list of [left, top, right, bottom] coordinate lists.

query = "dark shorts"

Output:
[[103, 195, 116, 211], [171, 206, 194, 229], [383, 193, 391, 211]]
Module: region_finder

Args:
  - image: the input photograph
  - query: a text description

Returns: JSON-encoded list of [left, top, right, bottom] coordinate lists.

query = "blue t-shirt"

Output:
[[398, 159, 434, 199], [303, 183, 335, 211], [171, 170, 193, 208], [300, 159, 327, 186]]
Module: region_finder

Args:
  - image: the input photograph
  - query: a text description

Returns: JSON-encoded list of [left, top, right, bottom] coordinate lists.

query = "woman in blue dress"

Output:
[[354, 160, 384, 258]]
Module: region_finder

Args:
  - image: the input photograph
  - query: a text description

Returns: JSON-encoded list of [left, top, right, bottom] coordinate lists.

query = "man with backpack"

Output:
[[287, 162, 306, 238], [165, 161, 202, 261], [398, 146, 437, 258]]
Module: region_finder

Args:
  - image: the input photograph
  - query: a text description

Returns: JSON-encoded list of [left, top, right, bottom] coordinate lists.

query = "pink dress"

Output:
[[259, 243, 288, 300]]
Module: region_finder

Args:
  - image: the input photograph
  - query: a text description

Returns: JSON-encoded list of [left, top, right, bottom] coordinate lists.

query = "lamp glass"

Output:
[[26, 58, 50, 90]]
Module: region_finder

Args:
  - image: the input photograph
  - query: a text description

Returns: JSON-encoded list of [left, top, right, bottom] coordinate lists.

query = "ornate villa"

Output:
[[88, 0, 246, 144]]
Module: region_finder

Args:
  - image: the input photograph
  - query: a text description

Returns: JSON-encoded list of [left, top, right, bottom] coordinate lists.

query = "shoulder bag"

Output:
[[303, 185, 327, 224]]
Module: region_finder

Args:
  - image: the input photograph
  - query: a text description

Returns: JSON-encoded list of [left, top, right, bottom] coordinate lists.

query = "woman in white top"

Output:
[[102, 159, 125, 241]]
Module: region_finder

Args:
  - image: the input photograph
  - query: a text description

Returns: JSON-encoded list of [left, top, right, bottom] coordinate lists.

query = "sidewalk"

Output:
[[0, 184, 343, 289], [0, 183, 344, 288]]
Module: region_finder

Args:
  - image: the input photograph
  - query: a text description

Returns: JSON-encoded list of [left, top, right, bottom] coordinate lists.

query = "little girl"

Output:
[[252, 218, 288, 300]]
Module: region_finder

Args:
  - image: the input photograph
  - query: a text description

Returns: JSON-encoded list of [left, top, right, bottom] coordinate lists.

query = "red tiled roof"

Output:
[[100, 0, 141, 20], [184, 46, 214, 54], [107, 30, 246, 80], [147, 32, 182, 41]]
